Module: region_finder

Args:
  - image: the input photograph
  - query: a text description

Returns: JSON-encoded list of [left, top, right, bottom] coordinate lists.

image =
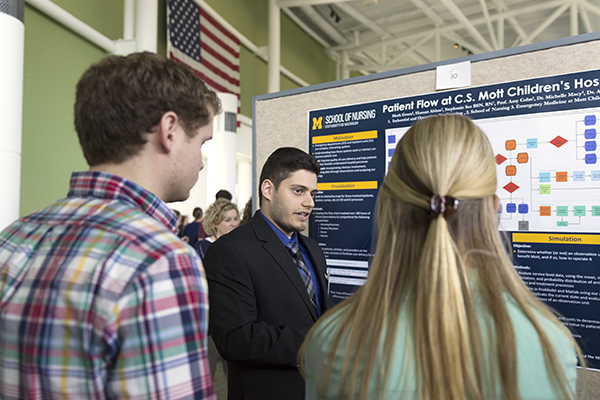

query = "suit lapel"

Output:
[[251, 214, 319, 320]]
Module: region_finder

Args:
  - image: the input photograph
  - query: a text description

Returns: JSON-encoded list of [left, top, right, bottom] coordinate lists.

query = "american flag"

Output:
[[167, 0, 240, 110]]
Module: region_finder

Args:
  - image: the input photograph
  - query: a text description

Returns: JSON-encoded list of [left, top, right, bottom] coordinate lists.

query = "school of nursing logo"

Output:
[[312, 116, 322, 130]]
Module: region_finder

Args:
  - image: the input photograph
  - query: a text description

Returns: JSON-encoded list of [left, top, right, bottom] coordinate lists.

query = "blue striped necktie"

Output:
[[287, 242, 317, 309]]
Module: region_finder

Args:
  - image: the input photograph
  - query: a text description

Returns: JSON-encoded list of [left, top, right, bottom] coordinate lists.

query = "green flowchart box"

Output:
[[574, 206, 586, 217], [539, 184, 551, 195], [593, 206, 600, 217], [557, 221, 569, 227], [556, 206, 568, 216]]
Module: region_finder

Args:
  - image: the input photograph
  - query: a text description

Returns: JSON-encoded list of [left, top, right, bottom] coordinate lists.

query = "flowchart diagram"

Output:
[[386, 108, 600, 232]]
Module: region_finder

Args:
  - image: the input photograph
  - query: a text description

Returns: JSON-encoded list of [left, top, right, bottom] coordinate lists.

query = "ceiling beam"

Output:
[[490, 0, 527, 46], [334, 2, 432, 68], [478, 0, 499, 50], [276, 0, 352, 7], [520, 2, 570, 45], [280, 7, 331, 48], [387, 32, 434, 64], [580, 6, 593, 33], [438, 0, 494, 52], [571, 1, 578, 36], [407, 0, 478, 59], [497, 15, 504, 48], [444, 31, 485, 54], [580, 0, 600, 19], [335, 2, 390, 37], [347, 63, 416, 72], [330, 0, 566, 53], [408, 0, 444, 26], [299, 5, 348, 44]]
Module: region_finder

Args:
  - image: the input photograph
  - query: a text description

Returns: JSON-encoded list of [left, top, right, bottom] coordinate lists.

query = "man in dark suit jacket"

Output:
[[203, 147, 331, 400]]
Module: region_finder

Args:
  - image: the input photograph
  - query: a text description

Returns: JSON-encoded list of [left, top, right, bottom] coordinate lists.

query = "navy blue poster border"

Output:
[[308, 68, 600, 368]]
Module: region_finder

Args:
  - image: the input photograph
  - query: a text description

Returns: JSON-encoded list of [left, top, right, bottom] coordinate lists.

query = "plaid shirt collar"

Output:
[[67, 171, 178, 234]]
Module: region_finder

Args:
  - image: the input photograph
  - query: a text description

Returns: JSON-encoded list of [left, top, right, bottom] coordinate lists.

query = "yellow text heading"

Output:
[[512, 233, 600, 245], [312, 130, 377, 144], [318, 181, 378, 191]]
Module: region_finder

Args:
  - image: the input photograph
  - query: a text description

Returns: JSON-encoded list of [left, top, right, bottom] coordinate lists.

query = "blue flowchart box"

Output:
[[539, 172, 551, 183], [585, 141, 597, 151], [527, 138, 538, 149], [585, 115, 597, 125], [585, 129, 597, 139]]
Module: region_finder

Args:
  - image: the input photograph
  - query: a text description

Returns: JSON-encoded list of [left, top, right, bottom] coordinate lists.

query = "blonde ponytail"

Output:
[[299, 115, 584, 400]]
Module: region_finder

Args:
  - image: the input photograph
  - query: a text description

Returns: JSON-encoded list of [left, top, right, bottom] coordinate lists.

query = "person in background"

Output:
[[215, 189, 233, 201], [203, 147, 332, 400], [192, 198, 240, 382], [183, 206, 207, 244], [172, 208, 182, 229], [239, 197, 253, 225], [179, 215, 190, 241], [0, 52, 219, 399], [299, 114, 583, 400], [193, 198, 240, 261]]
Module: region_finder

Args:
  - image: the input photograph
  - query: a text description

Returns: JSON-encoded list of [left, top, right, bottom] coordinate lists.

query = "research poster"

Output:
[[308, 68, 600, 368]]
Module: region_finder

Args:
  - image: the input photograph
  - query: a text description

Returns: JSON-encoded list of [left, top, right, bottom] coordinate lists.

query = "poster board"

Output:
[[253, 32, 600, 393]]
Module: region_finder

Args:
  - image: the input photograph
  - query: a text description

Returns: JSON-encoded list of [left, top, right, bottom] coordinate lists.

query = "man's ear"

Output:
[[158, 111, 179, 153], [261, 179, 274, 202]]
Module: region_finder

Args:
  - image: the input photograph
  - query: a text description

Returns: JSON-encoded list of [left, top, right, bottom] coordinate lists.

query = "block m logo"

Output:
[[312, 116, 323, 130]]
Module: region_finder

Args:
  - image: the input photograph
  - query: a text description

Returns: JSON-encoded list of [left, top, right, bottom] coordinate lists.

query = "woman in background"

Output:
[[300, 114, 583, 400], [193, 198, 239, 261], [193, 198, 239, 381]]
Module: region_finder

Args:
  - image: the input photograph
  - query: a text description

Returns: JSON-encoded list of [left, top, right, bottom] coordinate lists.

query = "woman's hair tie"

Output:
[[430, 195, 459, 219]]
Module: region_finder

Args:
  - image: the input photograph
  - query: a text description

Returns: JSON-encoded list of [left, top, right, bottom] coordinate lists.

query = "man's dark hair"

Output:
[[74, 52, 221, 166], [259, 147, 320, 206], [192, 207, 203, 220], [215, 190, 232, 201]]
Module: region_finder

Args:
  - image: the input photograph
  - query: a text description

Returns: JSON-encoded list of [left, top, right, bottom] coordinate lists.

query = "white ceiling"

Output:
[[278, 0, 600, 76]]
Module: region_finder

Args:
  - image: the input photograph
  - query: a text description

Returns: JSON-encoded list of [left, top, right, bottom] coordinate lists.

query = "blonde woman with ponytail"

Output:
[[299, 114, 584, 400]]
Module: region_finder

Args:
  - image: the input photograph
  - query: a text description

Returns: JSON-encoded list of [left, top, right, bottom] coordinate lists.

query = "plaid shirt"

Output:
[[0, 171, 215, 400]]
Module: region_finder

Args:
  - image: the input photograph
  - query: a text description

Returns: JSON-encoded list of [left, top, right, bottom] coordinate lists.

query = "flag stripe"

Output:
[[199, 8, 238, 45], [167, 0, 240, 96], [200, 32, 240, 75], [199, 10, 240, 58], [197, 51, 240, 87], [167, 0, 241, 126], [171, 42, 241, 89], [170, 52, 240, 97]]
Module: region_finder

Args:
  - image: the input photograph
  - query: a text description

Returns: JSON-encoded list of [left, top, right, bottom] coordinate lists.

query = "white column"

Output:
[[0, 3, 25, 230], [124, 0, 135, 40], [207, 93, 238, 204], [341, 50, 350, 80], [268, 0, 280, 93], [237, 158, 252, 207], [135, 0, 157, 52]]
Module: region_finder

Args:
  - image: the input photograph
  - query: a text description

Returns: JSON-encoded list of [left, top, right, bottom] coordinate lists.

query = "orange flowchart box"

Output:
[[540, 206, 552, 216], [556, 171, 568, 182], [517, 153, 528, 163]]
